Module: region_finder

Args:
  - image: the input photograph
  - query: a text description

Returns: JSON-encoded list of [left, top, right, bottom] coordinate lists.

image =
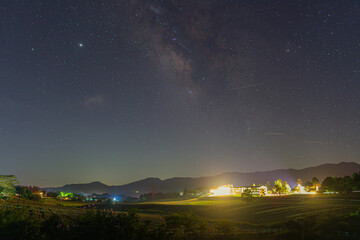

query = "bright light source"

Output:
[[113, 197, 116, 201], [210, 185, 232, 196]]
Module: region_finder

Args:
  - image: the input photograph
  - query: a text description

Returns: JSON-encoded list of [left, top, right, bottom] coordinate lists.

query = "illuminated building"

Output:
[[240, 185, 268, 196], [210, 184, 268, 196]]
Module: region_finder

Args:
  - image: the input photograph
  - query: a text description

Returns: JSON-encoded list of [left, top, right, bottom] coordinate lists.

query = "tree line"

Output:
[[321, 172, 360, 193]]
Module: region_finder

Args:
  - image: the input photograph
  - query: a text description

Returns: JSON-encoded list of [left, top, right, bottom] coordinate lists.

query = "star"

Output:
[[79, 43, 84, 47]]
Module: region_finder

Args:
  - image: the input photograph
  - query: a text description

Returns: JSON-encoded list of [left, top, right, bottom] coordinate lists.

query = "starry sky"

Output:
[[1, 0, 359, 186]]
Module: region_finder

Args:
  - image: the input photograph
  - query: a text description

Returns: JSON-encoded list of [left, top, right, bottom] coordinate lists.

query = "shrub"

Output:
[[164, 212, 207, 237]]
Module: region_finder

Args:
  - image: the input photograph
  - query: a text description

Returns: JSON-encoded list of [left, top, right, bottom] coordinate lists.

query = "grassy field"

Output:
[[1, 194, 359, 227], [0, 197, 87, 221], [0, 197, 164, 225], [1, 195, 359, 240], [115, 194, 360, 225]]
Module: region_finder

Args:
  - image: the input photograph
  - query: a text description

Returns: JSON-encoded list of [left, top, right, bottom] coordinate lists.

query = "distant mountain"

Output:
[[44, 162, 360, 197], [48, 181, 111, 194]]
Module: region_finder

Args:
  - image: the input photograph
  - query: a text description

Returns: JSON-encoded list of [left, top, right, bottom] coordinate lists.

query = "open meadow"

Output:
[[1, 194, 360, 226], [116, 194, 360, 225], [1, 194, 360, 239], [0, 197, 87, 221]]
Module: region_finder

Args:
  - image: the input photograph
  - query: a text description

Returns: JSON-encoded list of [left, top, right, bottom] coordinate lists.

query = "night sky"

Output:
[[1, 0, 359, 186]]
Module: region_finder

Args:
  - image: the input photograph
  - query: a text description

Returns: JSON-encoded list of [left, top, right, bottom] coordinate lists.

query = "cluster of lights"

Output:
[[210, 183, 318, 197], [288, 183, 317, 195]]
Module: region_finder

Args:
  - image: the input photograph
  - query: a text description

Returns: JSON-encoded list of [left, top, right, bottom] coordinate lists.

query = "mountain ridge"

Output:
[[44, 162, 360, 196]]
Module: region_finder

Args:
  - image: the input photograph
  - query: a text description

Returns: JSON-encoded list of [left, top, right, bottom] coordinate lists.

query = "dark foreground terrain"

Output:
[[1, 194, 360, 239]]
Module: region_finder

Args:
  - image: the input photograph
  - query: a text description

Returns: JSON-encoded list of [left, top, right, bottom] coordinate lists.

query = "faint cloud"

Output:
[[84, 95, 105, 108], [265, 132, 284, 136], [304, 140, 329, 145]]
